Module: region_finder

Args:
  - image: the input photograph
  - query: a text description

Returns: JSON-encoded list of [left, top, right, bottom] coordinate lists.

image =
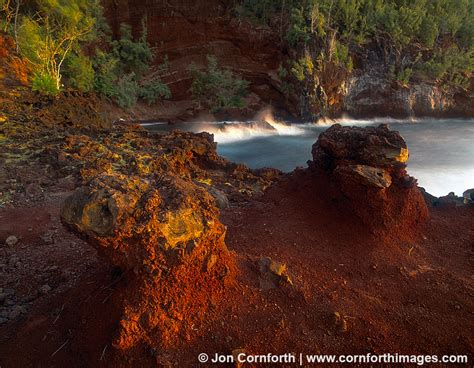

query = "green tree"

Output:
[[91, 22, 171, 108], [111, 23, 152, 79], [115, 73, 139, 109], [16, 0, 97, 93], [189, 55, 249, 113], [139, 79, 172, 105], [64, 51, 94, 91]]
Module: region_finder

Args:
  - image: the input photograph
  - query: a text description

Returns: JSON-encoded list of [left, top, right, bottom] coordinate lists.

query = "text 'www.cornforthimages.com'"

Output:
[[198, 352, 469, 366]]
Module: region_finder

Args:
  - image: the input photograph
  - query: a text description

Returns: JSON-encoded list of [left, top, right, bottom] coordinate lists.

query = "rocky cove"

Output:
[[145, 116, 474, 197], [0, 1, 474, 366], [96, 0, 474, 122], [0, 88, 473, 366]]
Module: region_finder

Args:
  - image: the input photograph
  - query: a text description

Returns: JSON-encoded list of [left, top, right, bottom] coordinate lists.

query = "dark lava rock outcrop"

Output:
[[345, 72, 474, 118], [59, 127, 278, 351], [310, 124, 428, 234]]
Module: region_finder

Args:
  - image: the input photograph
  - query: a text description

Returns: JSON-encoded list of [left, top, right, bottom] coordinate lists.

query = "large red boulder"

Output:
[[310, 124, 428, 234], [59, 129, 278, 352]]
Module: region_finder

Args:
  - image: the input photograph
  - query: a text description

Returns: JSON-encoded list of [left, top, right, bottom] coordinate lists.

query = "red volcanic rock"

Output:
[[61, 173, 235, 350], [312, 124, 409, 170], [59, 128, 286, 352], [58, 128, 280, 352], [310, 124, 428, 233], [0, 33, 29, 90]]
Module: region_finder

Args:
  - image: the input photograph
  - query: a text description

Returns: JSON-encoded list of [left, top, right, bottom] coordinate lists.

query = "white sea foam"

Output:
[[195, 109, 305, 143], [315, 114, 419, 126]]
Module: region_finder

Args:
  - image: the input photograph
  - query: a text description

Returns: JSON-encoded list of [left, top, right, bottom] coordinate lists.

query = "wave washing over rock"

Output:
[[193, 110, 305, 143]]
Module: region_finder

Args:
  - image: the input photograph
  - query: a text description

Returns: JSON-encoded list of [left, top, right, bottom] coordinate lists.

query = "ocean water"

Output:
[[146, 116, 474, 197]]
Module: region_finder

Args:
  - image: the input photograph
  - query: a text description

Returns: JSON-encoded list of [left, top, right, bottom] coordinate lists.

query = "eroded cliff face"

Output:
[[345, 72, 474, 118], [3, 7, 472, 121], [102, 0, 292, 119], [101, 2, 473, 120]]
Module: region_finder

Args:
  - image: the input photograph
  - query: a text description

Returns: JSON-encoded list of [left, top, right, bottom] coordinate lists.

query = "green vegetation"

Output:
[[2, 0, 472, 113], [64, 52, 95, 92], [31, 72, 59, 95], [92, 23, 171, 108], [236, 0, 474, 90], [11, 0, 96, 93], [139, 78, 172, 105], [1, 0, 171, 107], [189, 55, 249, 113]]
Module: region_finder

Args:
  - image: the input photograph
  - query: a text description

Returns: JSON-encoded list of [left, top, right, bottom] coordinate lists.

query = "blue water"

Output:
[[146, 118, 474, 197]]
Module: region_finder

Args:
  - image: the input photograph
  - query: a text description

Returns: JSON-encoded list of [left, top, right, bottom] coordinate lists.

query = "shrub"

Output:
[[91, 22, 171, 107], [416, 46, 474, 89], [290, 56, 314, 82], [334, 41, 353, 72], [139, 79, 171, 105], [31, 72, 59, 95], [115, 73, 139, 108], [286, 7, 310, 46], [396, 68, 412, 86], [111, 23, 152, 79], [92, 49, 120, 98], [189, 55, 249, 113], [65, 52, 95, 92], [418, 15, 439, 48]]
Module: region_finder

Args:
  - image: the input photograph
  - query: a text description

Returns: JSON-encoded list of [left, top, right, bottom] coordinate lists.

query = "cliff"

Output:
[[102, 0, 292, 120], [101, 1, 473, 120]]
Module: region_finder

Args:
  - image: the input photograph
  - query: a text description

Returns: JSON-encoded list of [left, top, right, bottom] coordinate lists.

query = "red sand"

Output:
[[0, 170, 472, 367]]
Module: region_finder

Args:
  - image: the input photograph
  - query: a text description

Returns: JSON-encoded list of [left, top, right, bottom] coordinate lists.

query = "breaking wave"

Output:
[[315, 115, 420, 126], [195, 110, 305, 144], [194, 112, 442, 144]]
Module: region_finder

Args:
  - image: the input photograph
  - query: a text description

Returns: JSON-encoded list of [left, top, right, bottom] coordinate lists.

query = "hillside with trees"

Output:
[[1, 0, 170, 108], [235, 0, 474, 117], [0, 2, 473, 367], [1, 0, 473, 118]]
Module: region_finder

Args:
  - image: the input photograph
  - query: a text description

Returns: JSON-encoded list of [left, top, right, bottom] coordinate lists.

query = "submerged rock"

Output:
[[310, 124, 428, 233]]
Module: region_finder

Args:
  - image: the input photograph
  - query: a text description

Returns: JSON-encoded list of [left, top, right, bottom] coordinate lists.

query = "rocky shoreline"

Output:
[[1, 87, 473, 366]]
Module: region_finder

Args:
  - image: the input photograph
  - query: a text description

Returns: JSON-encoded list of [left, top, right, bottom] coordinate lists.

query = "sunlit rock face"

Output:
[[310, 124, 428, 234], [312, 123, 409, 170], [59, 128, 283, 351], [61, 172, 234, 350]]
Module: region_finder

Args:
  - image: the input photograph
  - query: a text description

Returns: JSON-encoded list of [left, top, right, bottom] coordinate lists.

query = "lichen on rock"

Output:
[[59, 127, 281, 352], [62, 171, 235, 350]]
